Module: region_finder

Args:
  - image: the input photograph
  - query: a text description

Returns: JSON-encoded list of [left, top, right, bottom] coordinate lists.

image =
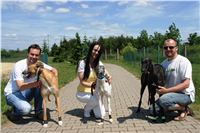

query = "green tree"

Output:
[[1, 49, 11, 58], [50, 43, 59, 56], [42, 40, 49, 54], [135, 30, 149, 49], [151, 32, 165, 47], [121, 42, 137, 62], [82, 35, 89, 56], [70, 32, 83, 64], [165, 22, 181, 44], [188, 32, 200, 45]]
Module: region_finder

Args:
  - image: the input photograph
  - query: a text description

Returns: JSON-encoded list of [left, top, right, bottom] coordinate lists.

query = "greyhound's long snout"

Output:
[[22, 70, 31, 78], [22, 70, 28, 75]]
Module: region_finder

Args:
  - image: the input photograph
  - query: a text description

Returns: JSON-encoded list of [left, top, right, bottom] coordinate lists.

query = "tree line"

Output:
[[2, 23, 200, 64]]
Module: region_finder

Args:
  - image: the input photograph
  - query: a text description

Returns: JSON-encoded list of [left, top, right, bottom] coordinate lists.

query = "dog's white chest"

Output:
[[40, 77, 54, 94], [97, 79, 112, 96]]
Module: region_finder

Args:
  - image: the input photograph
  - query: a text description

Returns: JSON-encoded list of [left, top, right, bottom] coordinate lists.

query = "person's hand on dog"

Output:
[[105, 74, 112, 84], [91, 81, 96, 89], [107, 75, 112, 84], [35, 81, 42, 88], [156, 86, 168, 94]]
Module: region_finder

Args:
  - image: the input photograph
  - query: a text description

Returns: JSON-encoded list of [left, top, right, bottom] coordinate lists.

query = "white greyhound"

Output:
[[93, 65, 112, 124]]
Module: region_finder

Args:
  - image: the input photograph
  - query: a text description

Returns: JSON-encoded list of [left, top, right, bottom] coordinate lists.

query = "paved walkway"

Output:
[[2, 64, 200, 133]]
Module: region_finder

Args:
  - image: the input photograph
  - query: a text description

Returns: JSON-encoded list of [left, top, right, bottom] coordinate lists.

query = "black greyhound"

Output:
[[136, 58, 165, 117]]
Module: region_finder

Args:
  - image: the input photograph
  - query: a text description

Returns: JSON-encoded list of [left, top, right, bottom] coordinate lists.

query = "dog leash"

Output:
[[36, 67, 42, 82], [91, 82, 96, 96]]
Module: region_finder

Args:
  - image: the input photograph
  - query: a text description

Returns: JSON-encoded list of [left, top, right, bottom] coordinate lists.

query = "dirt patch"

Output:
[[1, 63, 14, 79]]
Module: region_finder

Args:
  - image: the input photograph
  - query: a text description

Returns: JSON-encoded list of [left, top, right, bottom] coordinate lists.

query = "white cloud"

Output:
[[18, 1, 44, 11], [3, 33, 17, 38], [54, 0, 69, 3], [117, 2, 163, 25], [134, 0, 151, 7], [89, 21, 127, 36], [2, 0, 52, 13], [65, 26, 81, 31], [55, 7, 70, 13], [38, 6, 52, 12], [76, 12, 100, 18], [81, 4, 89, 9], [117, 1, 130, 6]]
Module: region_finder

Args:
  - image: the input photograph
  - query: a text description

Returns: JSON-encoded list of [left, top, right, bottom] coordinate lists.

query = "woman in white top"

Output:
[[76, 41, 111, 123]]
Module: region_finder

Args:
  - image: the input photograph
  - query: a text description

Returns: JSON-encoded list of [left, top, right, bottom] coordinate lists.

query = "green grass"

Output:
[[48, 58, 76, 88], [1, 58, 76, 125], [190, 64, 200, 120], [104, 59, 200, 121]]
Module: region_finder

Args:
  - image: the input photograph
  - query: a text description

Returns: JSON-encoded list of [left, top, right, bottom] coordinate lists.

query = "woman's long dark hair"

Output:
[[83, 41, 103, 80]]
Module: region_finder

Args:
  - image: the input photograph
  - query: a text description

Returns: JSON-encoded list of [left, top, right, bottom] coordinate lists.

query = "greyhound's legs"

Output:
[[107, 96, 112, 123], [42, 97, 48, 127], [137, 84, 146, 113], [148, 88, 156, 116], [54, 90, 62, 126], [97, 94, 104, 125]]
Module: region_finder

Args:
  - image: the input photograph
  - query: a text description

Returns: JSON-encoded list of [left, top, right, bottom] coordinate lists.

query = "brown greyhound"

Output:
[[23, 61, 62, 127]]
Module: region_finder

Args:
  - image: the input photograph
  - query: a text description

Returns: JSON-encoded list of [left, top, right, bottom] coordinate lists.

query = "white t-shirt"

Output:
[[161, 55, 195, 102], [4, 59, 53, 96], [77, 60, 103, 73]]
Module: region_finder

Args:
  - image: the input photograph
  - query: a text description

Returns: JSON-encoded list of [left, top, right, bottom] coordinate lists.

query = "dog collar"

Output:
[[97, 73, 106, 80]]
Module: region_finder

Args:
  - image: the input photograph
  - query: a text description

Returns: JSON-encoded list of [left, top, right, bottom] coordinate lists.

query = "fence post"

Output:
[[184, 45, 187, 57], [104, 49, 107, 60], [157, 45, 160, 63], [143, 47, 146, 58], [116, 48, 119, 60], [41, 53, 48, 64]]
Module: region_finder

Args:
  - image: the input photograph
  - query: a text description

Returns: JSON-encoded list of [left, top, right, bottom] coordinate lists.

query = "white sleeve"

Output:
[[43, 62, 53, 70], [13, 63, 24, 81], [99, 61, 104, 66], [180, 59, 192, 80], [78, 60, 85, 72]]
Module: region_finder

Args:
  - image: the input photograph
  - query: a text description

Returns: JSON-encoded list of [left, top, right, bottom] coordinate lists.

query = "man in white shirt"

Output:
[[4, 44, 58, 121], [156, 39, 195, 121]]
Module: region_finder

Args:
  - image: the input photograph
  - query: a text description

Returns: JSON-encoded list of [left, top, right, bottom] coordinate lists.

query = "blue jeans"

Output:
[[6, 88, 42, 116], [149, 92, 192, 114]]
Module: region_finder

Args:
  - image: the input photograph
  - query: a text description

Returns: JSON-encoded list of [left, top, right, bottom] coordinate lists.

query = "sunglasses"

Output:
[[163, 46, 176, 50]]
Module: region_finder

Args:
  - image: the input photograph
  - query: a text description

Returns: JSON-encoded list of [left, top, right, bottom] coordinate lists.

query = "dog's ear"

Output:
[[95, 65, 99, 74], [102, 65, 105, 72], [36, 61, 44, 68]]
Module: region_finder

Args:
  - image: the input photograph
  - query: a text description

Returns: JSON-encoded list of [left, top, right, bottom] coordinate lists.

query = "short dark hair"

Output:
[[28, 44, 41, 54], [164, 38, 178, 46]]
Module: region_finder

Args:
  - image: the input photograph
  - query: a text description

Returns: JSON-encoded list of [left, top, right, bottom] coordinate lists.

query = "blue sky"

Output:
[[1, 0, 200, 50]]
